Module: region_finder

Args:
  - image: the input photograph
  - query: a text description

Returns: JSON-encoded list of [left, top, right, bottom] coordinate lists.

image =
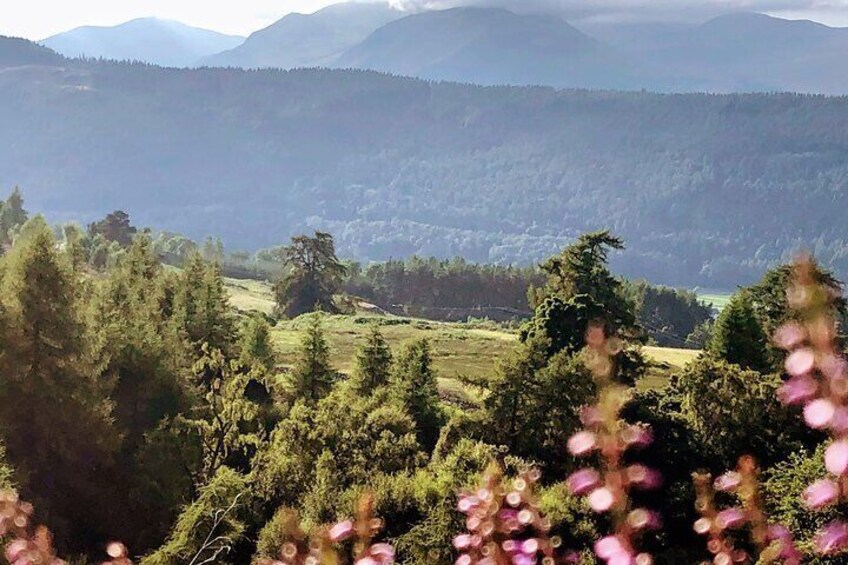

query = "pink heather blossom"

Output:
[[777, 375, 818, 405], [767, 524, 802, 564], [820, 353, 848, 381], [567, 469, 601, 495], [329, 520, 355, 542], [815, 521, 848, 554], [5, 540, 27, 562], [627, 509, 662, 531], [567, 431, 598, 456], [588, 487, 616, 512], [607, 552, 636, 565], [775, 323, 805, 350], [804, 479, 840, 509], [520, 538, 539, 554], [785, 348, 816, 377], [581, 406, 602, 427], [625, 465, 662, 490], [715, 508, 746, 530], [804, 398, 836, 429], [370, 543, 395, 559], [453, 534, 472, 550], [621, 426, 653, 450], [830, 407, 848, 434], [826, 440, 848, 476], [594, 536, 625, 560], [457, 495, 479, 513], [713, 472, 741, 492]]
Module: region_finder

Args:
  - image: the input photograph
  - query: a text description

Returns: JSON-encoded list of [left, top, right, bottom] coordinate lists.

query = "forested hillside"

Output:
[[4, 40, 848, 287]]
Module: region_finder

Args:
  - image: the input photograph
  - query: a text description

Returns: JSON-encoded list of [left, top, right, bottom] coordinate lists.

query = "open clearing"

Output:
[[226, 278, 701, 402]]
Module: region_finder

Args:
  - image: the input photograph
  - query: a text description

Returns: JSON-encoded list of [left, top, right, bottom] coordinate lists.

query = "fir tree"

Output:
[[238, 315, 276, 372], [289, 316, 335, 403], [393, 339, 443, 452], [708, 291, 770, 373], [350, 324, 393, 394], [0, 217, 119, 550], [0, 187, 28, 247]]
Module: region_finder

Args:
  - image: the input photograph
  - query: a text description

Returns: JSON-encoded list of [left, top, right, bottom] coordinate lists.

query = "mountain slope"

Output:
[[581, 13, 848, 93], [203, 2, 404, 69], [336, 7, 636, 89], [41, 18, 244, 67], [3, 40, 848, 287], [0, 36, 64, 67]]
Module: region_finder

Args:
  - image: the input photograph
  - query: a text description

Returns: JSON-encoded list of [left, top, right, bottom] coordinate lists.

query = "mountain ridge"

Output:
[[0, 43, 847, 287], [41, 17, 244, 67]]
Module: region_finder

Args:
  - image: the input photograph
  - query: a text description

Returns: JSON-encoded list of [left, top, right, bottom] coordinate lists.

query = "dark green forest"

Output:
[[0, 189, 844, 564], [4, 38, 848, 287]]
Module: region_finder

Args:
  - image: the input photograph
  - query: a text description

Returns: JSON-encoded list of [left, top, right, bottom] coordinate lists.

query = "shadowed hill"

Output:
[[3, 39, 848, 287]]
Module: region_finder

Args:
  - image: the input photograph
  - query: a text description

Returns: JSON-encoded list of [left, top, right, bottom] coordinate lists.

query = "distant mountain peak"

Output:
[[202, 1, 405, 70], [41, 18, 244, 67]]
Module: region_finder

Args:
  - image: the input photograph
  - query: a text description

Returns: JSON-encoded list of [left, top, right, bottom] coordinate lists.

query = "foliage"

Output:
[[273, 232, 347, 319], [287, 316, 337, 403], [87, 210, 138, 247], [0, 218, 120, 551], [350, 324, 393, 393], [141, 467, 249, 565], [392, 339, 444, 452], [708, 291, 771, 372]]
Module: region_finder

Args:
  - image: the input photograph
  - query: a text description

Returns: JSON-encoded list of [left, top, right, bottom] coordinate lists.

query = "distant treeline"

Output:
[[148, 223, 716, 346]]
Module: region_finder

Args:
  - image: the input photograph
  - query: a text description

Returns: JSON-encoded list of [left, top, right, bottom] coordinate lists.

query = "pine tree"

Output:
[[392, 339, 443, 452], [95, 235, 189, 448], [523, 230, 641, 358], [238, 315, 276, 371], [289, 316, 335, 403], [708, 291, 770, 373], [0, 217, 119, 550], [350, 324, 393, 394], [173, 253, 236, 354], [0, 187, 28, 247]]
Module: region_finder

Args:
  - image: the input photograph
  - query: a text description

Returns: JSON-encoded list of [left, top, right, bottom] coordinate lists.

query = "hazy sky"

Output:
[[3, 0, 848, 40]]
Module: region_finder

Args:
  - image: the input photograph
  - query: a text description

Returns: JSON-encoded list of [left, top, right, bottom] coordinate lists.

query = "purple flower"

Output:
[[567, 431, 598, 456], [815, 521, 848, 554], [588, 487, 616, 513], [775, 323, 805, 350], [329, 520, 354, 542], [713, 472, 741, 492], [777, 375, 818, 405], [785, 348, 815, 377], [804, 398, 836, 429], [715, 508, 746, 530], [803, 479, 840, 509], [826, 440, 848, 476], [567, 469, 601, 496]]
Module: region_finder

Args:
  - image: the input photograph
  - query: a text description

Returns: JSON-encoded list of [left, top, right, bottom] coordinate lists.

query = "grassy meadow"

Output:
[[225, 277, 703, 403]]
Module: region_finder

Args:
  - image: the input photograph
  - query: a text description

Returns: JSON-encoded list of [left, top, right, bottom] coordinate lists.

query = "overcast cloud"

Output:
[[2, 0, 848, 40]]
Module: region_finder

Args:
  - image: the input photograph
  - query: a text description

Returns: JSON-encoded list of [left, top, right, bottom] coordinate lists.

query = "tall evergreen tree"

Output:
[[0, 187, 28, 247], [350, 324, 393, 394], [173, 253, 236, 354], [273, 232, 347, 318], [238, 315, 276, 372], [0, 218, 119, 550], [393, 339, 443, 452], [288, 316, 335, 403], [708, 291, 770, 373]]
